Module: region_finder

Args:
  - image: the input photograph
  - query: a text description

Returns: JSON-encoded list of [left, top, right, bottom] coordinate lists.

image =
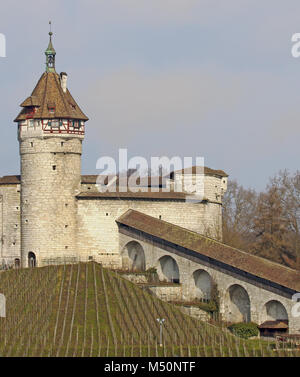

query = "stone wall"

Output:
[[76, 197, 222, 264], [119, 229, 300, 334], [20, 137, 82, 267], [0, 184, 21, 265]]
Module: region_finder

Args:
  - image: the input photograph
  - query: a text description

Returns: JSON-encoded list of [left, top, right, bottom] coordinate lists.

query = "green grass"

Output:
[[0, 262, 298, 357]]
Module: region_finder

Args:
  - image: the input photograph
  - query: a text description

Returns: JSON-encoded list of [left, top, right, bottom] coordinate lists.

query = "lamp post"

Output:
[[157, 318, 165, 347]]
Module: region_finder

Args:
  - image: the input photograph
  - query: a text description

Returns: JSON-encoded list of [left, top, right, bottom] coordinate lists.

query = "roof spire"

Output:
[[45, 21, 56, 73]]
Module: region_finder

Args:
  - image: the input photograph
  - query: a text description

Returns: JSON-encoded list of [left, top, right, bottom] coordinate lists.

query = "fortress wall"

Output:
[[76, 198, 222, 262], [0, 185, 21, 264], [119, 230, 300, 334]]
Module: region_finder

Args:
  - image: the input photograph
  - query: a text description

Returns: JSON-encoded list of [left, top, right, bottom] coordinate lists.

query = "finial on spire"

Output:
[[45, 21, 56, 73]]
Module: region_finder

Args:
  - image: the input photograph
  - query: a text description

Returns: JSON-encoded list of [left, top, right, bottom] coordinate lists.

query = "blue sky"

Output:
[[0, 0, 299, 190]]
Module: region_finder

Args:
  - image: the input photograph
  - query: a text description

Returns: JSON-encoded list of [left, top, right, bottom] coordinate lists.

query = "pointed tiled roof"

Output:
[[14, 72, 88, 122]]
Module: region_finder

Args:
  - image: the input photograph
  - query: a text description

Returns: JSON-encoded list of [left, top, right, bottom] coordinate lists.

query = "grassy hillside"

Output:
[[0, 262, 296, 357]]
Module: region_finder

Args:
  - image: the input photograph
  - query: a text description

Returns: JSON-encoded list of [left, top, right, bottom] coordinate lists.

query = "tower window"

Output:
[[159, 215, 162, 220], [48, 104, 55, 113], [31, 142, 33, 147], [52, 165, 56, 171], [51, 120, 59, 129], [61, 142, 64, 147]]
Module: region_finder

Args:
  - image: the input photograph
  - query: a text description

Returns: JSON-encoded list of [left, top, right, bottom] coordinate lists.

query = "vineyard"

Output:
[[0, 262, 298, 357]]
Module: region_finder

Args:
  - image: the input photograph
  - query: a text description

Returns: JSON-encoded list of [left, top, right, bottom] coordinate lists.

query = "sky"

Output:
[[0, 0, 299, 191]]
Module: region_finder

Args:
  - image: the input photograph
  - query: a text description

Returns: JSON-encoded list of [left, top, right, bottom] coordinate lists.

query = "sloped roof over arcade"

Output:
[[14, 72, 88, 122], [116, 209, 300, 292]]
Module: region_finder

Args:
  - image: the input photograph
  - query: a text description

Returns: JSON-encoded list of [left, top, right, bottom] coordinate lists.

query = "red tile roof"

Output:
[[0, 175, 21, 185], [170, 166, 228, 178], [15, 72, 88, 122]]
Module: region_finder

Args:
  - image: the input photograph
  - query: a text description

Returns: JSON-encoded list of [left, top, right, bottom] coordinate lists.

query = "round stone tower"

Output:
[[14, 28, 88, 267]]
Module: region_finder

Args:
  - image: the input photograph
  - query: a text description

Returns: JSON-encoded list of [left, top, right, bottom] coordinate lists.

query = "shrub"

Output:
[[228, 322, 259, 339]]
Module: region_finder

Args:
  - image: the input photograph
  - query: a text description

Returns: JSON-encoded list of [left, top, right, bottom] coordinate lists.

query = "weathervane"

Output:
[[45, 20, 56, 72]]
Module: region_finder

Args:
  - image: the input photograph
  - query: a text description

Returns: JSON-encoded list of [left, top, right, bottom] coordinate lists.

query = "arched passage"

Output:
[[265, 300, 288, 321], [193, 269, 212, 300], [28, 252, 36, 268], [122, 241, 146, 271], [226, 284, 251, 323], [158, 255, 180, 283], [259, 300, 289, 337]]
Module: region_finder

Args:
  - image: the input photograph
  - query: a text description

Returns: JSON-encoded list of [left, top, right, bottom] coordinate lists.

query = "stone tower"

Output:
[[14, 29, 88, 267]]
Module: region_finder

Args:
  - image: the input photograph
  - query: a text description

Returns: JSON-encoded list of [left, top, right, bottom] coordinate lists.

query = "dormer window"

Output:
[[48, 103, 56, 113], [26, 107, 35, 119], [70, 102, 76, 111]]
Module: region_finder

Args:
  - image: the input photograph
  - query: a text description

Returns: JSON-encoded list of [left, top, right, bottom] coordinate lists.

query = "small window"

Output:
[[61, 142, 64, 147], [51, 120, 59, 128], [106, 213, 109, 216], [14, 224, 18, 229], [65, 246, 68, 249], [65, 225, 68, 228], [88, 256, 93, 261], [52, 165, 56, 171], [159, 215, 162, 220], [28, 119, 34, 128], [25, 219, 28, 223], [16, 206, 19, 210], [31, 142, 33, 147], [48, 106, 55, 113]]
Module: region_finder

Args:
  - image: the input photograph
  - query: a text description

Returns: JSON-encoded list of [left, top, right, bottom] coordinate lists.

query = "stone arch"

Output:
[[122, 241, 146, 271], [158, 255, 180, 283], [193, 269, 212, 300], [226, 284, 251, 323], [264, 300, 288, 322], [28, 252, 36, 268]]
